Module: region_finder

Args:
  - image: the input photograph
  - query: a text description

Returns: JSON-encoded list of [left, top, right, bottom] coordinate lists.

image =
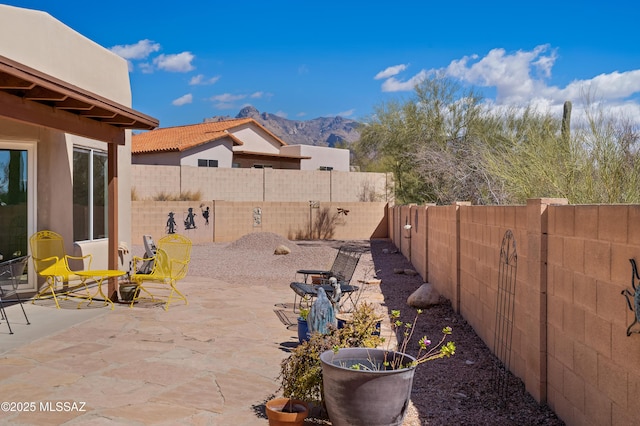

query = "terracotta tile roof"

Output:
[[132, 118, 286, 154]]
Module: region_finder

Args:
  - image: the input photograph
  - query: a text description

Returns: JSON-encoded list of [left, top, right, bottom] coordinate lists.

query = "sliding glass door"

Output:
[[0, 142, 35, 290]]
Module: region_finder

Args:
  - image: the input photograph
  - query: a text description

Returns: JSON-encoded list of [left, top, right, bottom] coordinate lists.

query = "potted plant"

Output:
[[297, 308, 310, 344], [278, 302, 384, 420], [265, 397, 309, 426], [319, 309, 456, 426]]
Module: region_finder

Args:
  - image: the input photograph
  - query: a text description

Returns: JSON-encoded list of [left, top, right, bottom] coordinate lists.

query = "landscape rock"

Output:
[[407, 283, 441, 308], [274, 245, 291, 255]]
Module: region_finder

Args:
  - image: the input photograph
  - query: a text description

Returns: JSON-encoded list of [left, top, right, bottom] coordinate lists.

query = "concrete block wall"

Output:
[[263, 169, 331, 202], [545, 204, 639, 425], [131, 201, 214, 246], [131, 164, 391, 203], [131, 165, 180, 200], [182, 167, 264, 201], [388, 200, 640, 426], [132, 201, 388, 245]]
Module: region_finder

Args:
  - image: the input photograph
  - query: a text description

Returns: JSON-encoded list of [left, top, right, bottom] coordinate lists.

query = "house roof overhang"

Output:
[[233, 150, 312, 160], [0, 54, 159, 144]]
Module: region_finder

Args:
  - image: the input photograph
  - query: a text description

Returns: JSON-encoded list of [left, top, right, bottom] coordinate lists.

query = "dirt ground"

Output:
[[169, 233, 564, 425]]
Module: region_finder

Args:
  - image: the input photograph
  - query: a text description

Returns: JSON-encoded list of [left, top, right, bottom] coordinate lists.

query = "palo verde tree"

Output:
[[355, 74, 501, 204], [482, 96, 640, 204]]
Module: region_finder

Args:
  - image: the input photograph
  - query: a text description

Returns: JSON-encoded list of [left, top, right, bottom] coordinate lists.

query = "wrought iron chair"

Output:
[[290, 246, 362, 312], [0, 255, 31, 334], [30, 230, 92, 309], [129, 234, 192, 310]]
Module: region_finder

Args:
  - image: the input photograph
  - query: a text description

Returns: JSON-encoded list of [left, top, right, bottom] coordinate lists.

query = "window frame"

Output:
[[73, 146, 108, 242]]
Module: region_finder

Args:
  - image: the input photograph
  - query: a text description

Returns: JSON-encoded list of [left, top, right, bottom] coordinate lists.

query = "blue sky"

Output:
[[4, 1, 640, 128]]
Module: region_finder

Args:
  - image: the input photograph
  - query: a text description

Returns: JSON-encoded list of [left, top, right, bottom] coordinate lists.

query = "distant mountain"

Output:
[[205, 106, 361, 147]]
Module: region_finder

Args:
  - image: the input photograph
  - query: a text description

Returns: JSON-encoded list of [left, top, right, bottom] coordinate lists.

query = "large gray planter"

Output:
[[319, 347, 416, 426]]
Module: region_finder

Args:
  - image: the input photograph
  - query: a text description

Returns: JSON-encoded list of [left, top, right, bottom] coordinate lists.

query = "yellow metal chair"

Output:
[[130, 234, 191, 310], [30, 230, 92, 309]]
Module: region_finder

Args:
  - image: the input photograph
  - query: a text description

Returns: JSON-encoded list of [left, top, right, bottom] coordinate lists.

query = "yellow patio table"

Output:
[[75, 270, 126, 310]]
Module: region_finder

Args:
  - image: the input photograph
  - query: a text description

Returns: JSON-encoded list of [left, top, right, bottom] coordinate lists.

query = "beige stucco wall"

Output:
[[231, 125, 281, 154], [0, 5, 132, 105], [280, 145, 350, 171], [0, 6, 136, 277], [181, 139, 235, 167]]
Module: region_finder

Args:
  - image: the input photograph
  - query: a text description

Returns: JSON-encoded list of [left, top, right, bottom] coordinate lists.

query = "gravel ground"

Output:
[[135, 233, 564, 425]]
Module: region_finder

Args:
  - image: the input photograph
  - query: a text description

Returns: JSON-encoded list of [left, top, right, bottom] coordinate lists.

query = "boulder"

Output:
[[274, 245, 291, 255], [407, 283, 440, 308]]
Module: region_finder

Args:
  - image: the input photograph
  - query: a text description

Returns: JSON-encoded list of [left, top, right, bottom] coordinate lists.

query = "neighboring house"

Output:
[[132, 119, 350, 171], [0, 5, 158, 296]]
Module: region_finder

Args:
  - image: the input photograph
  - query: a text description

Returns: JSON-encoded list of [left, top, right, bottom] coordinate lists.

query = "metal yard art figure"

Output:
[[622, 259, 640, 336], [184, 207, 197, 230], [166, 212, 177, 234]]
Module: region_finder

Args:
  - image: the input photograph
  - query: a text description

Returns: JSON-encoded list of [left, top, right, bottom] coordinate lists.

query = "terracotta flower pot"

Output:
[[320, 347, 416, 426], [265, 397, 309, 426]]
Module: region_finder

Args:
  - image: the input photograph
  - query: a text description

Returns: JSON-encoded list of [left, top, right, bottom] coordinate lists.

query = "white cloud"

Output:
[[561, 70, 640, 101], [297, 112, 307, 117], [250, 92, 264, 99], [189, 74, 220, 85], [337, 109, 355, 117], [139, 63, 154, 74], [441, 44, 640, 112], [172, 93, 193, 106], [442, 45, 640, 128], [444, 45, 557, 104], [210, 93, 247, 103], [381, 70, 429, 92], [154, 52, 195, 72], [110, 39, 160, 60], [375, 64, 408, 80], [275, 111, 288, 118]]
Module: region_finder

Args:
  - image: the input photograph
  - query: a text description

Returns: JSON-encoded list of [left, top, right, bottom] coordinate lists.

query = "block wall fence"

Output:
[[131, 201, 389, 244], [389, 199, 640, 426], [131, 164, 393, 203]]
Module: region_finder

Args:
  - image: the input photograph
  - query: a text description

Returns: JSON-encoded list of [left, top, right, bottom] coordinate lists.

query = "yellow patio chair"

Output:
[[129, 234, 191, 310], [30, 230, 93, 309]]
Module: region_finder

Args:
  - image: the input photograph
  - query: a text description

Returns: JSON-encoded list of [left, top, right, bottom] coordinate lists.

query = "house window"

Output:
[[73, 148, 107, 241], [198, 159, 218, 167]]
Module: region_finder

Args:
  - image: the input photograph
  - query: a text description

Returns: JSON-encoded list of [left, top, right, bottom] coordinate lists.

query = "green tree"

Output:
[[355, 74, 498, 204], [483, 98, 640, 204]]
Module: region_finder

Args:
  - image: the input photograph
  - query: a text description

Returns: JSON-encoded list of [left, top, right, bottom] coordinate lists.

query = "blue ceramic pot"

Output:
[[297, 317, 310, 343]]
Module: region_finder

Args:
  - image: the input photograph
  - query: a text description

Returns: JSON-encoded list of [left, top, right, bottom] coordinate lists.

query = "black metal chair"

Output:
[[290, 246, 362, 312], [0, 255, 31, 334]]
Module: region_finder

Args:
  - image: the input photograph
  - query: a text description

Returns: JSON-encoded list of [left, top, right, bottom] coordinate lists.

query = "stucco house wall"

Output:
[[181, 139, 235, 167], [231, 124, 282, 154], [280, 145, 350, 171], [133, 138, 236, 167], [0, 5, 143, 289]]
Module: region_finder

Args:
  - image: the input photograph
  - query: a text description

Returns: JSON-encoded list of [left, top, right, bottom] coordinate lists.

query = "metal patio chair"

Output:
[[129, 234, 192, 310], [0, 255, 31, 334], [30, 230, 93, 309], [290, 246, 362, 312]]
